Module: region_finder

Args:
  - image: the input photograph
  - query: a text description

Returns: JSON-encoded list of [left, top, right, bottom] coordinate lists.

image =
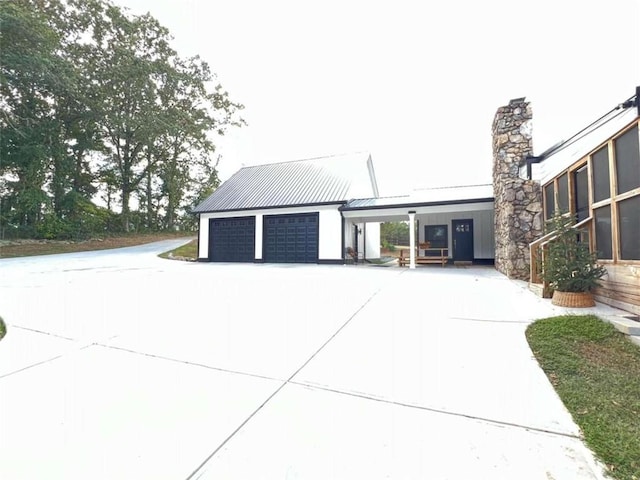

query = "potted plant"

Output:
[[541, 212, 607, 307]]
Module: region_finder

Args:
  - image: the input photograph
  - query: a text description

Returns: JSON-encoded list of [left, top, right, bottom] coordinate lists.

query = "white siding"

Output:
[[365, 222, 381, 259], [254, 213, 263, 260], [198, 215, 209, 259], [418, 210, 495, 259], [318, 208, 343, 260]]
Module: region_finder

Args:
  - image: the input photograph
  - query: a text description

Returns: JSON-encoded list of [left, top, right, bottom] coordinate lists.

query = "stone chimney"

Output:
[[492, 98, 543, 280]]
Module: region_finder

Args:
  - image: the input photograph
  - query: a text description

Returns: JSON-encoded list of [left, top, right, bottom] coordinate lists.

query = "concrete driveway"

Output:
[[0, 240, 625, 479]]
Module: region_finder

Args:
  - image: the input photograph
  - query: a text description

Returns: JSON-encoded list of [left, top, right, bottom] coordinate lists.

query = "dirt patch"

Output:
[[578, 340, 640, 374], [0, 233, 193, 258]]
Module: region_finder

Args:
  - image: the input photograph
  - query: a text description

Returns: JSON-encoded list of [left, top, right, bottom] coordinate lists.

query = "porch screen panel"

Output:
[[544, 183, 555, 220], [615, 126, 640, 194], [619, 195, 640, 260], [592, 145, 610, 202], [557, 173, 569, 214], [594, 205, 612, 259], [573, 165, 589, 222]]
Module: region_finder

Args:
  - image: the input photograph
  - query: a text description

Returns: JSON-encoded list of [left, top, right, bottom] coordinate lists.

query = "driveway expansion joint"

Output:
[[287, 380, 582, 440], [97, 343, 283, 383], [7, 324, 76, 341], [185, 286, 384, 480], [0, 342, 93, 380], [447, 316, 531, 324]]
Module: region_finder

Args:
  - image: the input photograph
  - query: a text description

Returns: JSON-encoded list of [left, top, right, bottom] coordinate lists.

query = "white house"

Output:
[[194, 152, 496, 267], [193, 86, 639, 314]]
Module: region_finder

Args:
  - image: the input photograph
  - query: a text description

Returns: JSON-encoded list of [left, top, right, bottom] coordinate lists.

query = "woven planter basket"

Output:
[[551, 290, 595, 308]]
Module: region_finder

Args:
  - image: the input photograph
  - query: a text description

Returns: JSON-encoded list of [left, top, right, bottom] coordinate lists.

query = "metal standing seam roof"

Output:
[[535, 106, 639, 185], [192, 152, 374, 213], [342, 184, 494, 210]]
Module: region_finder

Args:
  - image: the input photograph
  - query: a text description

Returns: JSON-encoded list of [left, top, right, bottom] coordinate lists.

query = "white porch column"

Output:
[[408, 211, 416, 269]]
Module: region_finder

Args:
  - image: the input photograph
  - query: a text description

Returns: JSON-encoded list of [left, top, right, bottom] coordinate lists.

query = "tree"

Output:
[[381, 221, 410, 247], [1, 0, 244, 237], [0, 0, 68, 231], [151, 56, 242, 230], [1, 0, 102, 238]]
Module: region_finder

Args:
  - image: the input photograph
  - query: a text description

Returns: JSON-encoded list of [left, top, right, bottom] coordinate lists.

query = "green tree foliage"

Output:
[[380, 221, 410, 248], [0, 0, 244, 239]]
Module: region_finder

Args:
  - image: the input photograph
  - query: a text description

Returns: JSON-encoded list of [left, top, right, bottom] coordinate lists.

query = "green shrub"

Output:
[[0, 316, 6, 341], [541, 212, 607, 292]]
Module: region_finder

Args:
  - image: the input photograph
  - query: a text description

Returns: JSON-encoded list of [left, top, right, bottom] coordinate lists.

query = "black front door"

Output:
[[452, 219, 473, 262]]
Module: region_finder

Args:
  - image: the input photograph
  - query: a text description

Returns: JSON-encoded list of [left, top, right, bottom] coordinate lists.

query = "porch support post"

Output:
[[408, 211, 416, 269]]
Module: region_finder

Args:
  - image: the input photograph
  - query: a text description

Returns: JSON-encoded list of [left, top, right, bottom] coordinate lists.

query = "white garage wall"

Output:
[[318, 208, 343, 261], [198, 204, 344, 261], [418, 210, 495, 259], [254, 214, 263, 259], [198, 215, 209, 259], [365, 222, 381, 259]]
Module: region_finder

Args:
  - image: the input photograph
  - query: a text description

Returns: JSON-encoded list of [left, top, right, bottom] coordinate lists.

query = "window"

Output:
[[592, 145, 610, 202], [424, 225, 447, 248], [573, 165, 589, 222], [615, 126, 640, 194], [618, 196, 640, 260], [594, 205, 612, 259], [544, 182, 555, 220], [557, 173, 569, 213]]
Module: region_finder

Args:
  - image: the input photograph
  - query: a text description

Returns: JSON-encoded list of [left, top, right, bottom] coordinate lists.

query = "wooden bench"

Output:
[[398, 246, 448, 267]]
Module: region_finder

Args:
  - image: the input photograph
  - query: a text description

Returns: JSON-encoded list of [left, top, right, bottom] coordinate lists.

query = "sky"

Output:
[[114, 0, 640, 196]]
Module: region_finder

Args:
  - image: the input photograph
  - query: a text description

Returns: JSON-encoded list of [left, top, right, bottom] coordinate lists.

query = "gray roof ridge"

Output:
[[349, 193, 411, 202], [237, 151, 370, 170], [412, 183, 492, 191]]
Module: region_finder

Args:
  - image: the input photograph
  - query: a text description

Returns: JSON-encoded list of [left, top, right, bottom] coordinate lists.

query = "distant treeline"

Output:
[[0, 0, 244, 240]]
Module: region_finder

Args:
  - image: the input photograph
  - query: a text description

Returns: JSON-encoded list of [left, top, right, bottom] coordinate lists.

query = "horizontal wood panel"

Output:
[[594, 283, 640, 306], [593, 264, 640, 313], [603, 264, 640, 284]]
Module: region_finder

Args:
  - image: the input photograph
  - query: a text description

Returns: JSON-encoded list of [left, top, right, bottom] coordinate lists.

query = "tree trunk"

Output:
[[146, 166, 153, 230], [121, 182, 131, 232]]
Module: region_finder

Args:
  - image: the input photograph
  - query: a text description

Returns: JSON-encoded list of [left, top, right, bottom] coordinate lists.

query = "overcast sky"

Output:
[[115, 0, 639, 195]]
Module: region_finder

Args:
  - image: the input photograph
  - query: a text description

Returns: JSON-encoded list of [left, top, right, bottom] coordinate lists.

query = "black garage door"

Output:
[[209, 217, 255, 262], [264, 213, 319, 263]]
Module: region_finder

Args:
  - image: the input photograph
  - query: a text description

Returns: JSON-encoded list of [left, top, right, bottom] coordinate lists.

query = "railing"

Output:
[[529, 216, 593, 287]]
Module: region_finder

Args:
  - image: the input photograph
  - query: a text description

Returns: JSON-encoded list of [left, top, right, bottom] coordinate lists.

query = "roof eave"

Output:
[[340, 197, 495, 212], [193, 200, 348, 215]]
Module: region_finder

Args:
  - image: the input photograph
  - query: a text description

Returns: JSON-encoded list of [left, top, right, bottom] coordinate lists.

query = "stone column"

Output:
[[492, 98, 543, 280]]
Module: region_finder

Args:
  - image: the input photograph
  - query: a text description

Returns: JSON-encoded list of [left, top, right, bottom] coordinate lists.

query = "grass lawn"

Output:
[[159, 239, 198, 260], [526, 315, 640, 480], [0, 232, 192, 258]]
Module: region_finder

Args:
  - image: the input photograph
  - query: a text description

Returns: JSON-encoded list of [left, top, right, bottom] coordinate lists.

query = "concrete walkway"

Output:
[[0, 243, 630, 479]]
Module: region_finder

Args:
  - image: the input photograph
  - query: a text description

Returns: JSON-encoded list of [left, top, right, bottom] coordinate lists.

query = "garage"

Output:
[[208, 217, 255, 262], [194, 153, 380, 263], [263, 213, 319, 263]]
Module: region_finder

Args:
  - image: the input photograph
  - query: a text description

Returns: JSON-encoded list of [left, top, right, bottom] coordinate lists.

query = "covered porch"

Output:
[[340, 185, 495, 268]]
